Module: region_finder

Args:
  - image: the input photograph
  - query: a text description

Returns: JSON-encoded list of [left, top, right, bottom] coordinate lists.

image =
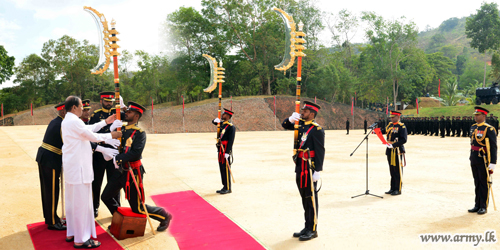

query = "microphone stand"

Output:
[[350, 126, 383, 199]]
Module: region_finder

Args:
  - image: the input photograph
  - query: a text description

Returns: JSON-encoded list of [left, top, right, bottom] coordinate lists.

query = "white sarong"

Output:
[[65, 183, 96, 243]]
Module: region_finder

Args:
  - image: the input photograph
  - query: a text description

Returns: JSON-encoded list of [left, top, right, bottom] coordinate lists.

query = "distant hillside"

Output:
[[417, 17, 488, 62], [0, 96, 382, 132]]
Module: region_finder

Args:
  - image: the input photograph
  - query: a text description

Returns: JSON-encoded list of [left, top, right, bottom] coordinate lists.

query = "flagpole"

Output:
[[182, 95, 185, 133], [274, 96, 277, 131], [151, 97, 155, 134]]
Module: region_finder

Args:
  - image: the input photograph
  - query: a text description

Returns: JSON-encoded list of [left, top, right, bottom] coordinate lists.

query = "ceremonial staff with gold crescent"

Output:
[[203, 55, 236, 191], [83, 6, 156, 235], [273, 8, 306, 158], [276, 8, 323, 241]]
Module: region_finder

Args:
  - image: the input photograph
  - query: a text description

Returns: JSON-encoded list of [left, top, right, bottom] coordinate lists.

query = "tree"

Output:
[[465, 2, 500, 53], [325, 9, 359, 71], [361, 12, 419, 110], [0, 45, 15, 85], [440, 78, 464, 106]]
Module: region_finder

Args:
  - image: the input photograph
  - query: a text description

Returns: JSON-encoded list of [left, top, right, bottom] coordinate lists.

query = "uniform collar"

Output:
[[304, 120, 314, 125], [58, 115, 64, 120], [102, 107, 111, 113], [477, 122, 485, 126], [124, 123, 138, 130]]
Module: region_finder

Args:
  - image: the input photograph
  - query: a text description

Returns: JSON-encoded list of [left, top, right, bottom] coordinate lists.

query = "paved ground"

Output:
[[0, 126, 499, 249]]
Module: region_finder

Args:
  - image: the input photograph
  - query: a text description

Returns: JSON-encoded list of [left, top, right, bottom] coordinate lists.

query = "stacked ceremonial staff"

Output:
[[84, 6, 156, 235], [273, 8, 316, 229]]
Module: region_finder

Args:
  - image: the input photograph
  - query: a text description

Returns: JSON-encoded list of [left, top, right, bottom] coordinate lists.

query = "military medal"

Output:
[[301, 134, 307, 141], [477, 130, 484, 138], [125, 137, 133, 147]]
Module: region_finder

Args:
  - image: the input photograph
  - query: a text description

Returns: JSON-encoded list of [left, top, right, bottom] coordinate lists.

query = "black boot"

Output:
[[293, 228, 307, 238], [468, 207, 479, 213], [157, 213, 173, 231], [299, 229, 318, 241]]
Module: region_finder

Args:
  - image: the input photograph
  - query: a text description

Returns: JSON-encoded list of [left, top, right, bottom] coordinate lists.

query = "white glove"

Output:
[[288, 112, 301, 123], [214, 118, 221, 123], [110, 120, 123, 132], [113, 156, 119, 169], [489, 163, 496, 171], [386, 143, 393, 149], [104, 138, 120, 148], [312, 171, 320, 182], [119, 96, 126, 109], [96, 146, 119, 161], [225, 153, 230, 159]]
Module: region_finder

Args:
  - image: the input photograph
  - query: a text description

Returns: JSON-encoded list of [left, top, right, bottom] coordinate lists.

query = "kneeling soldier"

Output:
[[101, 101, 172, 231]]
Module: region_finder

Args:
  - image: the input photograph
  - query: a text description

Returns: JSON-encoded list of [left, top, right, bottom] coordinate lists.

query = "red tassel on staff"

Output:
[[438, 79, 441, 97]]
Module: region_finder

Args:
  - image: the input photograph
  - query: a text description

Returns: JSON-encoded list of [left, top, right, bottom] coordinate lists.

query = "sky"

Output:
[[0, 0, 495, 88]]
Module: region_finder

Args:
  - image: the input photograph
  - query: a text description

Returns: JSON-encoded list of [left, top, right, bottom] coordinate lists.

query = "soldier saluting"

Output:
[[468, 106, 496, 215], [212, 109, 236, 194], [377, 111, 407, 195], [282, 101, 325, 241]]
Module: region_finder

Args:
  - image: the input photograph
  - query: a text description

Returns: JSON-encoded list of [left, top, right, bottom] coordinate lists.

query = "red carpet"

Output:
[[152, 191, 265, 250], [27, 221, 123, 250]]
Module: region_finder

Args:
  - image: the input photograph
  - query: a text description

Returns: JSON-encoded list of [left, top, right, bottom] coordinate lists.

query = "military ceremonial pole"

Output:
[[273, 8, 306, 156], [84, 6, 156, 235], [202, 54, 225, 141]]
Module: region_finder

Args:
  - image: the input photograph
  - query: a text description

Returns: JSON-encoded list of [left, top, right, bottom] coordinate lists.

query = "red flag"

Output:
[[273, 96, 276, 115], [182, 95, 184, 116], [231, 96, 233, 110], [374, 128, 388, 144], [351, 97, 354, 116], [416, 98, 419, 114], [315, 96, 316, 103], [151, 97, 154, 117], [31, 103, 33, 116], [438, 79, 441, 97]]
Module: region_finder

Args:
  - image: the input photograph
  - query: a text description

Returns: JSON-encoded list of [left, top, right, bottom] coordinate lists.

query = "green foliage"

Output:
[[466, 2, 500, 53], [0, 45, 15, 84]]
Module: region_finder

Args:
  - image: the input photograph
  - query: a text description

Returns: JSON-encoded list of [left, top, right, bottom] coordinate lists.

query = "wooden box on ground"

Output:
[[110, 207, 147, 240]]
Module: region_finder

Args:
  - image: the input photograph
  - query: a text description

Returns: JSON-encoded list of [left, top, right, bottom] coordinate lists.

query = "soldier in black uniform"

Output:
[[212, 109, 236, 194], [89, 91, 122, 217], [439, 116, 445, 138], [81, 99, 91, 125], [377, 111, 407, 195], [283, 101, 325, 241], [468, 106, 497, 215], [36, 103, 66, 230], [364, 118, 368, 134], [102, 101, 172, 231], [445, 116, 451, 136], [346, 118, 350, 135]]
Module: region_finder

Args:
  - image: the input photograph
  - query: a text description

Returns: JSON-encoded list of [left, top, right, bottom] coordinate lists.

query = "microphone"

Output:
[[368, 122, 378, 128]]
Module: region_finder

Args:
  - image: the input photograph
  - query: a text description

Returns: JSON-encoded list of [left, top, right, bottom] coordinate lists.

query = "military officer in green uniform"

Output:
[[468, 106, 497, 215], [283, 101, 325, 241]]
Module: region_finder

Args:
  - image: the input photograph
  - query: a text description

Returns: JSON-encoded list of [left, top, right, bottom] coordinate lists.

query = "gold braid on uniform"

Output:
[[386, 124, 397, 167]]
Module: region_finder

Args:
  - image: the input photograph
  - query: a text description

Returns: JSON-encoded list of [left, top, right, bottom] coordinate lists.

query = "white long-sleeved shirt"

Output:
[[62, 112, 111, 184]]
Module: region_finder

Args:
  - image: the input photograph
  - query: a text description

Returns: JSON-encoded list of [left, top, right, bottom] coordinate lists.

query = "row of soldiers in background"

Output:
[[375, 115, 500, 138]]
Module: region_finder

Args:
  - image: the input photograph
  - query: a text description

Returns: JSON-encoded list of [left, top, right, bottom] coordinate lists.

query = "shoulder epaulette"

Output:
[[93, 109, 102, 113], [131, 126, 144, 133], [312, 122, 323, 130]]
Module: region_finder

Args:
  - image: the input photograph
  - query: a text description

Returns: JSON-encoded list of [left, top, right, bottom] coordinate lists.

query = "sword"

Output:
[[305, 149, 318, 231], [127, 164, 156, 235]]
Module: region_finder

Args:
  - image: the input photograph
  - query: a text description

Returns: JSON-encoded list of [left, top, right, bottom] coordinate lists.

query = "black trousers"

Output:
[[440, 129, 445, 137], [101, 169, 169, 222], [92, 152, 120, 210], [386, 151, 402, 192], [218, 159, 231, 191], [346, 127, 349, 134], [470, 163, 490, 209], [295, 171, 318, 231], [38, 163, 61, 225]]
